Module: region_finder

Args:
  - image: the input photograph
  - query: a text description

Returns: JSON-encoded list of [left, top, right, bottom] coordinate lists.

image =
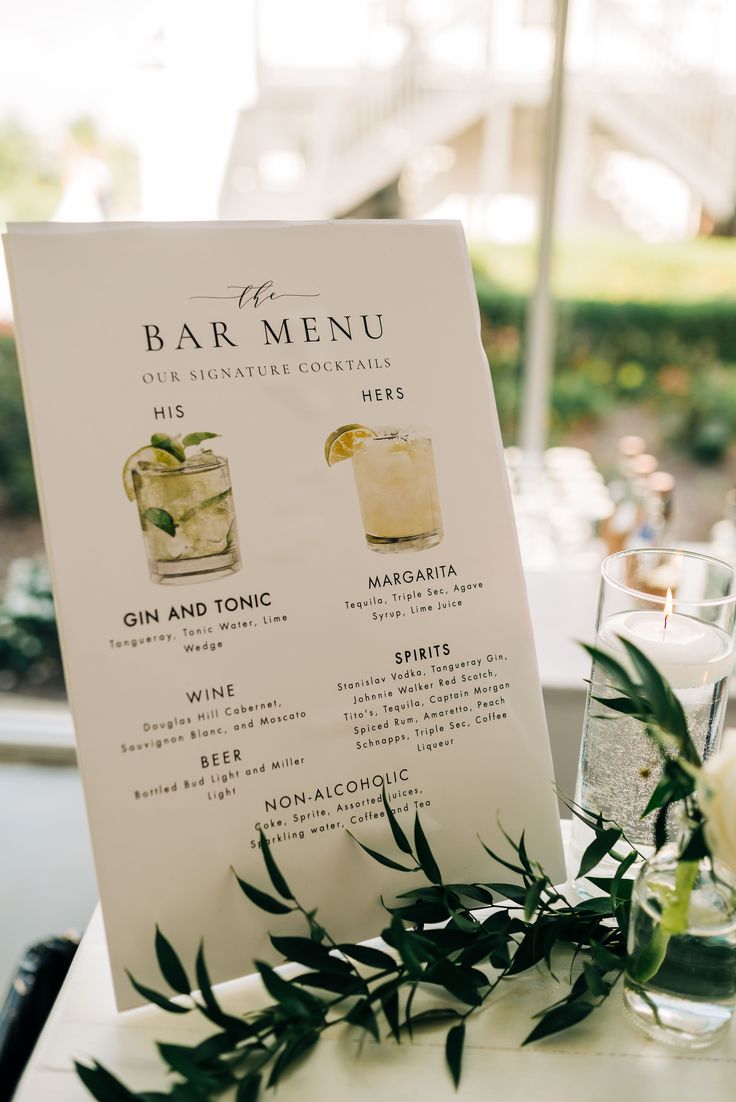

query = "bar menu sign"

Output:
[[5, 221, 564, 1010]]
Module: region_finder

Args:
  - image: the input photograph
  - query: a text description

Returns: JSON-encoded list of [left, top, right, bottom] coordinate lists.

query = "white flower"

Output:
[[697, 743, 736, 873]]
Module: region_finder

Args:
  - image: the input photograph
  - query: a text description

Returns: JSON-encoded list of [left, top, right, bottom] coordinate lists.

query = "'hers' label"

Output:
[[362, 386, 404, 403]]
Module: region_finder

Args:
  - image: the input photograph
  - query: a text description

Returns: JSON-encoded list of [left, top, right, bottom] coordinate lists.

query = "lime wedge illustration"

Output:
[[324, 424, 376, 466], [122, 446, 181, 500]]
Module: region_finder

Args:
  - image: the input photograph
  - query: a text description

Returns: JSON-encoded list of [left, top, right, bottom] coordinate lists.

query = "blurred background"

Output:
[[3, 0, 736, 1008]]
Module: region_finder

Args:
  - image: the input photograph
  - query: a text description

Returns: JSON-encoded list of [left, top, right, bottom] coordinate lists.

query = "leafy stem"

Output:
[[76, 640, 710, 1101]]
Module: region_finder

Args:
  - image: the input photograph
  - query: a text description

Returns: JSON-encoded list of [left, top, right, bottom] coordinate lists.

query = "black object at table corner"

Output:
[[0, 934, 79, 1101]]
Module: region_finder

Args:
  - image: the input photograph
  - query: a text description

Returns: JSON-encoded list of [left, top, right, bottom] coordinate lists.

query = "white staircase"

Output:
[[576, 0, 736, 221], [219, 0, 492, 219], [218, 0, 736, 226]]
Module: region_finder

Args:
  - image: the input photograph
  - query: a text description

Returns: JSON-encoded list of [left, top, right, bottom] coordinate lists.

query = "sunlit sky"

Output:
[[2, 0, 164, 138]]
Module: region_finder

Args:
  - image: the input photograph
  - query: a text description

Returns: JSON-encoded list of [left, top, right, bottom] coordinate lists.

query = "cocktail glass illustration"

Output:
[[326, 423, 443, 553], [124, 434, 241, 585]]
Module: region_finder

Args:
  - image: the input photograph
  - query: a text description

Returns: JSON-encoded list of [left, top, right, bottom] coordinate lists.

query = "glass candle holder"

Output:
[[570, 548, 736, 878]]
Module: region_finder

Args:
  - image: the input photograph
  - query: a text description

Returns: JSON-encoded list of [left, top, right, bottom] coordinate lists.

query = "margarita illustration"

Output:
[[123, 431, 241, 585], [326, 423, 443, 553]]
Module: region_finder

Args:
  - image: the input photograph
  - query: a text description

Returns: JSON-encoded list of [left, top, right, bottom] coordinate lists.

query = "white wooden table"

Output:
[[16, 826, 736, 1102]]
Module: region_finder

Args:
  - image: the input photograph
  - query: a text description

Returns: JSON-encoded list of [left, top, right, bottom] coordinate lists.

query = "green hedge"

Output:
[[0, 332, 38, 514], [475, 272, 736, 461]]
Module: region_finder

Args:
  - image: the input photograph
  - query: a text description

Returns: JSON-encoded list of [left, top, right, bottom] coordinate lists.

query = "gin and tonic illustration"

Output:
[[326, 423, 443, 553], [123, 432, 241, 585]]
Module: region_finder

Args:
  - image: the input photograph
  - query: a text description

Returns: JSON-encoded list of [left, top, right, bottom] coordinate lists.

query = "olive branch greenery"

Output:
[[76, 639, 708, 1102]]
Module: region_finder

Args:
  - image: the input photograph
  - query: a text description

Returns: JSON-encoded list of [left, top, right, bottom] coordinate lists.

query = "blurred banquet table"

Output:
[[15, 824, 736, 1102]]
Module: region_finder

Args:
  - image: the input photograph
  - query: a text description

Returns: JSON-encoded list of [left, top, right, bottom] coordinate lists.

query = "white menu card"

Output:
[[4, 221, 564, 1009]]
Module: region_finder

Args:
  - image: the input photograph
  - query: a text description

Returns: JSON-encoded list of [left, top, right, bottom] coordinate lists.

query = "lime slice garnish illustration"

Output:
[[122, 446, 181, 500], [324, 424, 376, 466]]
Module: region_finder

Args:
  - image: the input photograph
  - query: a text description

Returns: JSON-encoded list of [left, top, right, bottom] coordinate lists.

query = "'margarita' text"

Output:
[[368, 564, 457, 589]]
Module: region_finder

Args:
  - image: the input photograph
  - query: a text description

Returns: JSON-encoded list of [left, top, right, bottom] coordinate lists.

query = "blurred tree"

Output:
[[0, 119, 62, 224]]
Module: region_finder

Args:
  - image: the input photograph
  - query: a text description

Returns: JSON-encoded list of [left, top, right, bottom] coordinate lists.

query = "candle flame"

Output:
[[664, 587, 673, 631]]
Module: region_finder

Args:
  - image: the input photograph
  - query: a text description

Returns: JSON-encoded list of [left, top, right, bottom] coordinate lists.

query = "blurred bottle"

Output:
[[603, 438, 651, 555], [632, 471, 678, 597], [617, 436, 647, 479], [627, 454, 660, 548], [646, 471, 676, 548], [710, 488, 736, 566]]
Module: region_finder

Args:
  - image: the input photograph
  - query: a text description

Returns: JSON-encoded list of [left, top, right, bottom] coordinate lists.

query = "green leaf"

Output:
[[447, 884, 496, 906], [347, 832, 416, 872], [387, 898, 451, 924], [572, 896, 615, 915], [506, 928, 546, 975], [269, 935, 351, 974], [642, 774, 683, 818], [381, 785, 414, 855], [516, 831, 533, 875], [557, 793, 608, 832], [194, 943, 254, 1039], [125, 970, 191, 1013], [522, 999, 594, 1045], [619, 638, 697, 761], [383, 916, 436, 975], [191, 1033, 242, 1060], [589, 940, 625, 973], [377, 982, 401, 1041], [413, 814, 442, 884], [425, 959, 485, 1006], [151, 433, 187, 461], [236, 1072, 262, 1102], [445, 1022, 465, 1089], [267, 1032, 318, 1088], [74, 1062, 140, 1102], [445, 905, 480, 936], [255, 961, 323, 1019], [292, 970, 366, 995], [576, 828, 621, 878], [142, 507, 176, 537], [157, 1042, 232, 1090], [404, 1007, 461, 1034], [582, 642, 639, 698], [478, 838, 526, 876], [259, 830, 294, 899], [183, 432, 219, 448], [304, 909, 326, 942], [582, 962, 610, 997], [337, 943, 398, 971], [523, 877, 547, 921], [194, 942, 219, 1013], [484, 882, 528, 905], [592, 694, 643, 716], [234, 872, 294, 914], [345, 998, 381, 1041], [155, 925, 190, 995], [588, 860, 636, 909]]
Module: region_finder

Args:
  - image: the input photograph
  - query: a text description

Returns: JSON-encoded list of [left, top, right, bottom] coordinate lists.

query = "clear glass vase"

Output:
[[571, 548, 736, 882], [624, 844, 736, 1048]]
